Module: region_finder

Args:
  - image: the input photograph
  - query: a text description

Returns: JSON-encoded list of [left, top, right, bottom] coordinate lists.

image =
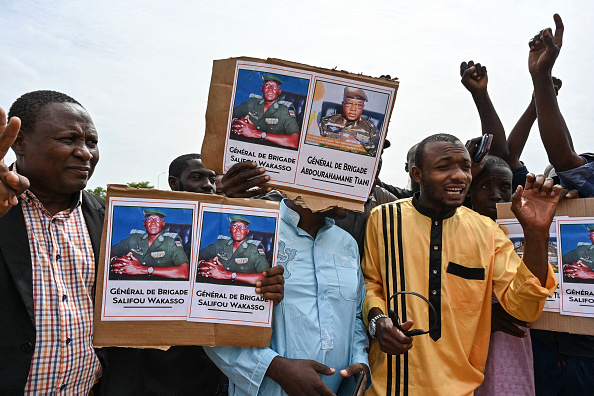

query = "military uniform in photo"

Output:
[[199, 236, 270, 273], [111, 229, 189, 267], [563, 243, 594, 271], [319, 114, 380, 156], [233, 96, 300, 135]]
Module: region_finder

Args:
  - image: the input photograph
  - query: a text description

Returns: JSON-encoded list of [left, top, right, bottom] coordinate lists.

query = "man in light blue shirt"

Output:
[[204, 179, 369, 395]]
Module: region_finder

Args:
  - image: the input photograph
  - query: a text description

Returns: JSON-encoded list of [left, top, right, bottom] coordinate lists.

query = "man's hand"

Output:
[[232, 116, 260, 138], [340, 363, 369, 396], [465, 136, 489, 176], [110, 253, 146, 275], [266, 356, 336, 396], [528, 14, 564, 76], [256, 265, 284, 305], [460, 60, 488, 94], [491, 303, 528, 337], [375, 317, 414, 355], [0, 108, 29, 217], [511, 173, 561, 233], [222, 161, 271, 198], [198, 257, 229, 279], [564, 262, 594, 280]]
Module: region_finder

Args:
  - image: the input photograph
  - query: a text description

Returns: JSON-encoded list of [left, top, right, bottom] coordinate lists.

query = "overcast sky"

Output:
[[1, 0, 592, 192]]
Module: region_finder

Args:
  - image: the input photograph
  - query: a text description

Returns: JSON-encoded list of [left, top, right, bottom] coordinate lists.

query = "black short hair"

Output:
[[8, 90, 82, 132], [415, 133, 461, 170], [169, 153, 201, 178], [470, 155, 512, 188]]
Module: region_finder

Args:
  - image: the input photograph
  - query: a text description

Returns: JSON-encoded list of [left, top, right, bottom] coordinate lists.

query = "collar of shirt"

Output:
[[280, 198, 335, 235], [411, 192, 457, 220]]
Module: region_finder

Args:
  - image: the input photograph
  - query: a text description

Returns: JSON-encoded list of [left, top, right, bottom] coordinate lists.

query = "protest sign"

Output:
[[94, 185, 281, 347], [497, 198, 594, 336], [188, 203, 279, 327], [202, 57, 399, 212], [557, 218, 594, 318], [497, 218, 562, 312]]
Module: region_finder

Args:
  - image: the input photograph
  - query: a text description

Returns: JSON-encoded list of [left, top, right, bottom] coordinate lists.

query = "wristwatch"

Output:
[[231, 272, 237, 281], [147, 266, 154, 276], [369, 314, 389, 338], [260, 132, 267, 140]]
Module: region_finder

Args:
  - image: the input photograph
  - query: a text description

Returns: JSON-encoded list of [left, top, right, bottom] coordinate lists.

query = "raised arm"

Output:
[[460, 61, 509, 160], [0, 108, 29, 217], [529, 14, 584, 171], [507, 77, 562, 170], [511, 173, 562, 286]]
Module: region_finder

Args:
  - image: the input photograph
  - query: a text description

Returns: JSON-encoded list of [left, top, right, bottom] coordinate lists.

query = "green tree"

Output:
[[127, 181, 154, 189], [86, 181, 154, 199], [86, 186, 107, 199]]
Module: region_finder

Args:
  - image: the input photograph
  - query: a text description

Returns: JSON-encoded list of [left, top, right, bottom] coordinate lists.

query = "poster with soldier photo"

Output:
[[188, 203, 280, 327], [101, 197, 199, 321], [557, 218, 594, 317], [497, 218, 561, 312], [209, 58, 398, 209]]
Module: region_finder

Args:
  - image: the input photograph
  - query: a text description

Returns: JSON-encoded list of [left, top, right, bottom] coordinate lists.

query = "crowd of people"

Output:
[[0, 12, 592, 396]]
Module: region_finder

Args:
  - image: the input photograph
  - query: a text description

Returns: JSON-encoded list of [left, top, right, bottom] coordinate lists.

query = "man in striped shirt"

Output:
[[0, 91, 104, 394]]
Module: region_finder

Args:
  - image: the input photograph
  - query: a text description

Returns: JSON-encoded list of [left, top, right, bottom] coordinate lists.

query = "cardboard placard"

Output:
[[94, 185, 281, 348], [497, 198, 594, 336], [201, 57, 399, 213]]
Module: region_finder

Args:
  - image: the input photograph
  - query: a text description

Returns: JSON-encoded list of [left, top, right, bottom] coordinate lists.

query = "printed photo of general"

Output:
[[196, 211, 277, 287], [108, 206, 195, 281], [558, 221, 594, 284], [500, 220, 559, 272], [228, 68, 310, 151], [304, 80, 390, 157]]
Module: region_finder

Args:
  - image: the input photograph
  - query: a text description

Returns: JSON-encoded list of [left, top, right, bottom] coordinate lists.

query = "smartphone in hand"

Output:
[[336, 370, 365, 396]]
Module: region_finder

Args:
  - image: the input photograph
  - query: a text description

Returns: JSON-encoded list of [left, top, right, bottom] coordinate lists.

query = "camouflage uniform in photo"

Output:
[[111, 229, 189, 267], [199, 236, 270, 273], [319, 114, 380, 156], [563, 243, 594, 271], [233, 95, 300, 135]]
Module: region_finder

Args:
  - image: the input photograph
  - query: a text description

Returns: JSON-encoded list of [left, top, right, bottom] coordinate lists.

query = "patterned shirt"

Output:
[[21, 190, 101, 394]]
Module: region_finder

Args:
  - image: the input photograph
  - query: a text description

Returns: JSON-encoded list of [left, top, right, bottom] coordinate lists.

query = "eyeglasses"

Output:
[[343, 102, 364, 109], [231, 224, 249, 230], [263, 83, 281, 90], [145, 218, 164, 224]]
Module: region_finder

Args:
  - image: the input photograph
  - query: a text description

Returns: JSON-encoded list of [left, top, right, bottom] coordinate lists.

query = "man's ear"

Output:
[[11, 129, 26, 156], [168, 176, 179, 191], [411, 166, 423, 184]]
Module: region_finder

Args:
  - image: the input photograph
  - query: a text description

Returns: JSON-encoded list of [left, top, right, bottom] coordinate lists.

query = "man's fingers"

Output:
[[0, 115, 21, 160], [524, 173, 536, 190], [400, 319, 414, 332], [311, 361, 335, 376], [340, 363, 364, 378], [263, 265, 284, 278], [460, 61, 469, 76], [553, 13, 564, 43]]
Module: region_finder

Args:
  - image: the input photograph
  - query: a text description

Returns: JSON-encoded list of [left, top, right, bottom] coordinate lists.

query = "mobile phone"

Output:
[[336, 370, 365, 396], [472, 134, 493, 163]]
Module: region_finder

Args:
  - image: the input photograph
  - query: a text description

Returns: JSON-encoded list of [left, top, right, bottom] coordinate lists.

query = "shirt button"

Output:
[[433, 246, 438, 250], [431, 290, 437, 295], [66, 337, 71, 345], [56, 254, 61, 260], [21, 341, 33, 352], [432, 269, 438, 275], [434, 221, 439, 226], [62, 294, 67, 302], [60, 384, 67, 391]]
